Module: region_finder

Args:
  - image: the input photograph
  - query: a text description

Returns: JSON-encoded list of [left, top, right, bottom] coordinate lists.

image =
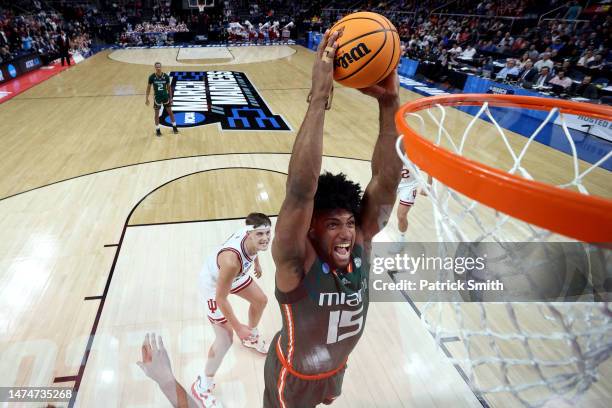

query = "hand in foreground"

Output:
[[254, 263, 262, 279], [137, 333, 175, 387], [235, 323, 253, 341], [358, 69, 400, 104], [308, 29, 342, 106]]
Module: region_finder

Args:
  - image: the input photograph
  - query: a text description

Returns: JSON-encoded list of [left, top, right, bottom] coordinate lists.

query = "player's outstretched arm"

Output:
[[358, 70, 403, 244], [215, 251, 252, 340], [137, 333, 199, 408], [273, 29, 340, 293]]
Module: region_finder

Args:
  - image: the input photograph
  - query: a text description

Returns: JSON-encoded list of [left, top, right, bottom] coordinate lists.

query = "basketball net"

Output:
[[395, 95, 612, 407]]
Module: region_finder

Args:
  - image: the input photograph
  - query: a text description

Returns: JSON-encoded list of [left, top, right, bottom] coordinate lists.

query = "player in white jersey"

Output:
[[396, 164, 430, 242], [192, 213, 272, 407]]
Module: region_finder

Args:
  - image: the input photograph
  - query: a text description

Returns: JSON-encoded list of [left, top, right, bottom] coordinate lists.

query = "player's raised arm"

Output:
[[358, 70, 403, 244], [215, 251, 252, 340], [272, 29, 340, 293]]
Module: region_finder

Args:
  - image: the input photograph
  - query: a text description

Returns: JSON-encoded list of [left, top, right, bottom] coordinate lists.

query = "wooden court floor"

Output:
[[0, 46, 610, 408]]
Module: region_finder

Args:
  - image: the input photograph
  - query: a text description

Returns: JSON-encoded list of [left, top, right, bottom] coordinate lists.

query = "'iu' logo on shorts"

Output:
[[207, 299, 218, 313]]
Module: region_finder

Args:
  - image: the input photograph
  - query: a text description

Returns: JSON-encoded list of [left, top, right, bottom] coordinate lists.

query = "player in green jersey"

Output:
[[263, 29, 403, 407], [145, 62, 178, 136]]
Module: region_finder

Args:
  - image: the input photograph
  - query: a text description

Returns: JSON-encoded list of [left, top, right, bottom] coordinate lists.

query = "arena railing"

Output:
[[322, 8, 364, 14], [537, 4, 570, 25], [429, 0, 458, 16], [322, 8, 416, 17], [345, 0, 366, 9], [428, 12, 538, 31], [539, 18, 590, 30], [40, 0, 61, 14], [429, 12, 531, 20]]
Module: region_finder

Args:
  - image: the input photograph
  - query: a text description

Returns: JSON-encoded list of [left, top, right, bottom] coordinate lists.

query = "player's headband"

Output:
[[243, 225, 271, 232]]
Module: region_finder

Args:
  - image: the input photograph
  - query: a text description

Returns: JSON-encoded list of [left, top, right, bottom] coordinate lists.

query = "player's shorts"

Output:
[[153, 96, 170, 109], [263, 333, 346, 408], [203, 273, 253, 325], [398, 184, 418, 207]]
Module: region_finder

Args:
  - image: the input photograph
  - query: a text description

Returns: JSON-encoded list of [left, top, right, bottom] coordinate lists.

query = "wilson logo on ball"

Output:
[[330, 11, 401, 88], [334, 43, 372, 69]]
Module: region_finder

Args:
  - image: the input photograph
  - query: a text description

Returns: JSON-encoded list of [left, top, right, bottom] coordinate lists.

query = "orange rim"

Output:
[[395, 94, 612, 242]]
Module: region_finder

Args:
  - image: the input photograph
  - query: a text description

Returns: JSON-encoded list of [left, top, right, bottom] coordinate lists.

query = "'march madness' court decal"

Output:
[[162, 71, 291, 131]]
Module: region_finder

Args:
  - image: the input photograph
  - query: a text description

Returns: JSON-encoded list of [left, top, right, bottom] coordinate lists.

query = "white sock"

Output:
[[156, 125, 160, 130], [172, 121, 176, 126]]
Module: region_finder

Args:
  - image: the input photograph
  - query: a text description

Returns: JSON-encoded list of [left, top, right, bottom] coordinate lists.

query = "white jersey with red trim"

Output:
[[398, 165, 417, 188], [199, 228, 257, 295]]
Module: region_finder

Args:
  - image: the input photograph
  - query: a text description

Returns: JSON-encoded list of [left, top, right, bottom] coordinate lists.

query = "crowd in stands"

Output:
[[114, 0, 296, 46], [118, 20, 189, 46], [0, 1, 94, 66], [0, 0, 610, 103], [132, 21, 189, 34], [224, 20, 294, 42], [315, 0, 610, 100], [110, 0, 182, 46], [398, 8, 610, 98]]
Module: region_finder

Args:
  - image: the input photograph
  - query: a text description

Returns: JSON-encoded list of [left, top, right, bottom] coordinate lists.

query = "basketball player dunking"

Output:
[[145, 62, 179, 136], [192, 213, 272, 407], [263, 29, 403, 407]]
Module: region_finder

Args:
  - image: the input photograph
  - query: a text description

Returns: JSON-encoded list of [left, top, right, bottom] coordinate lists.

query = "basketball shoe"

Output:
[[173, 125, 179, 134], [191, 376, 222, 407], [242, 327, 268, 354], [156, 128, 162, 137]]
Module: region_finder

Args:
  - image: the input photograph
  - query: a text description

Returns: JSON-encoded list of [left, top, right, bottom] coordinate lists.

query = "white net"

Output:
[[395, 100, 612, 407]]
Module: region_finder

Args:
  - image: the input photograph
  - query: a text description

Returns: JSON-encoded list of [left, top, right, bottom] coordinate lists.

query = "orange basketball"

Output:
[[330, 12, 401, 89]]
